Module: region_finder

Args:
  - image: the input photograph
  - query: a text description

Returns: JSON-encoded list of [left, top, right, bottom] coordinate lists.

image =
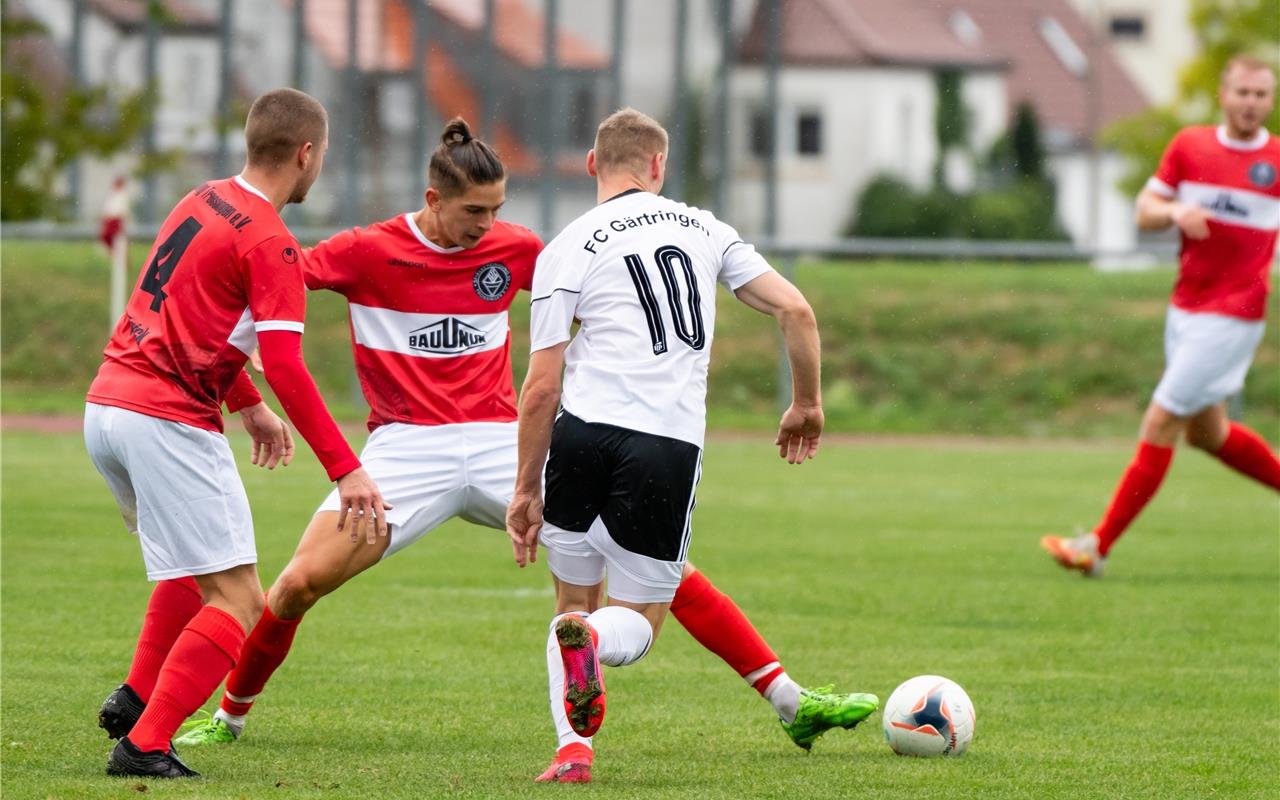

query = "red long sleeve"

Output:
[[224, 369, 263, 413], [256, 329, 360, 481]]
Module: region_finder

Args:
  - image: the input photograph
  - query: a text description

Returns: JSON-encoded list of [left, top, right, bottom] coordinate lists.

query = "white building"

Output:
[[16, 0, 231, 221]]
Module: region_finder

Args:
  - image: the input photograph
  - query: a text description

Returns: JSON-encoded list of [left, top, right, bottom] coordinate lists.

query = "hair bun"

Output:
[[443, 118, 473, 146]]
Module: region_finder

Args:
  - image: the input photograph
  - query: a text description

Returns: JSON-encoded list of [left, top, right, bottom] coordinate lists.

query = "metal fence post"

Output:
[[540, 0, 559, 239], [667, 0, 688, 202], [341, 0, 361, 227], [411, 1, 430, 206], [714, 0, 732, 218], [141, 1, 160, 224], [213, 0, 233, 179], [610, 0, 626, 111]]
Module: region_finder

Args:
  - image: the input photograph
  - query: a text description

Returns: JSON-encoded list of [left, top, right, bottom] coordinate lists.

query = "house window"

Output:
[[1108, 15, 1145, 39], [750, 109, 773, 158], [797, 112, 822, 155]]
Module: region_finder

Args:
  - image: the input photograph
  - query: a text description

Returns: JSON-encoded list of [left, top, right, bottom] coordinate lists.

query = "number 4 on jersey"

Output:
[[140, 216, 203, 311]]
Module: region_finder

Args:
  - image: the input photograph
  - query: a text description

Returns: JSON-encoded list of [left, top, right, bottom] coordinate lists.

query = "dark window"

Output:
[[750, 109, 773, 158], [570, 85, 596, 147], [1108, 15, 1144, 38], [797, 112, 822, 155]]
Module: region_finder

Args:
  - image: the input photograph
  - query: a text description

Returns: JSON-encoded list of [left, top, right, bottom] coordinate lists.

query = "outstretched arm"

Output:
[[734, 271, 822, 464], [508, 343, 567, 566]]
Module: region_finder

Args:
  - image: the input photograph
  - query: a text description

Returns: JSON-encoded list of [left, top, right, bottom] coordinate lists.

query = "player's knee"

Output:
[[271, 568, 323, 618], [1186, 425, 1226, 453]]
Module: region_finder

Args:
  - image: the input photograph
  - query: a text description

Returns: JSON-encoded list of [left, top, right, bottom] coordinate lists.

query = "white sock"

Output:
[[547, 614, 594, 750], [763, 673, 802, 724], [587, 606, 653, 667], [212, 707, 246, 737]]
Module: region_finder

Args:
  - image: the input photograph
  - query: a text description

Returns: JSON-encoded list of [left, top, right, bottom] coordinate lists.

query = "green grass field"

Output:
[[2, 429, 1277, 799]]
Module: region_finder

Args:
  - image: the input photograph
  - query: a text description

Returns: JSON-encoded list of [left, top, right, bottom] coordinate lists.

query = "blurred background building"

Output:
[[2, 0, 1223, 253]]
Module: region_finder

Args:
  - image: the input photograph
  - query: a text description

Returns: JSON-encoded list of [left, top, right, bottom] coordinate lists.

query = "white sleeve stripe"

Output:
[[254, 320, 305, 333], [1145, 177, 1176, 197]]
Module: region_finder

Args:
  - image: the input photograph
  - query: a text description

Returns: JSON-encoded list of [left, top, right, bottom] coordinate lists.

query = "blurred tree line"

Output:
[[0, 1, 164, 220], [1105, 0, 1280, 196]]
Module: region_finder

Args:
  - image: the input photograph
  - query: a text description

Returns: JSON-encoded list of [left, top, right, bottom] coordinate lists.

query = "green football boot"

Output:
[[780, 686, 879, 751], [173, 712, 238, 746]]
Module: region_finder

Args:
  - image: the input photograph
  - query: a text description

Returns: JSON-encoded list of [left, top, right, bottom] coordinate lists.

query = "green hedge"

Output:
[[3, 240, 1276, 437]]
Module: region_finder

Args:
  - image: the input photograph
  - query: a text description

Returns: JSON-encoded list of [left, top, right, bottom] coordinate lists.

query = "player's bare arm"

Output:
[[509, 343, 568, 566], [1136, 189, 1210, 240], [733, 271, 823, 464]]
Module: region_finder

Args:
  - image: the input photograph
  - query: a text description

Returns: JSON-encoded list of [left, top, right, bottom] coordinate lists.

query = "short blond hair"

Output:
[[1221, 54, 1276, 85], [593, 108, 668, 177]]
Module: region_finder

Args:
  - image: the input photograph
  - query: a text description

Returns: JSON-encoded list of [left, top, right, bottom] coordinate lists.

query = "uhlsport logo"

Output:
[[408, 317, 487, 355], [473, 262, 512, 301], [1249, 160, 1277, 190]]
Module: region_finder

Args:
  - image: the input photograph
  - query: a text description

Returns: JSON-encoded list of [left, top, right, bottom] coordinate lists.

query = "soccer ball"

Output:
[[882, 675, 975, 757]]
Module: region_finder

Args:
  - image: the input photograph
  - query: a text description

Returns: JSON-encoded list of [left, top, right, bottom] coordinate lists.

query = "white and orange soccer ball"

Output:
[[882, 675, 975, 757]]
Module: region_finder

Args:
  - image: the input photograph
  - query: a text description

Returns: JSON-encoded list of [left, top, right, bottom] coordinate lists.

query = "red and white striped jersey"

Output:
[[1147, 125, 1280, 320], [306, 215, 541, 430], [88, 177, 307, 432]]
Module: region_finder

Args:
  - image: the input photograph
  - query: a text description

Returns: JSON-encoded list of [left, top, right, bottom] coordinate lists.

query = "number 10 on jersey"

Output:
[[624, 245, 706, 355]]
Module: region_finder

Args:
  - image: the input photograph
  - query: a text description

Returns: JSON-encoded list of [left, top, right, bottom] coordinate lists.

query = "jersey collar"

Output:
[[604, 187, 647, 203], [404, 212, 465, 254], [1216, 125, 1270, 152], [233, 174, 271, 203]]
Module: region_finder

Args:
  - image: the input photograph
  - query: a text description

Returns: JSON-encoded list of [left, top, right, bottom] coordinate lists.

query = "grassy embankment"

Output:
[[3, 240, 1276, 438]]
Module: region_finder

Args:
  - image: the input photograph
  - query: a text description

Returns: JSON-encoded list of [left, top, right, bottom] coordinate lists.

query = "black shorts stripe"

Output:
[[543, 411, 702, 563]]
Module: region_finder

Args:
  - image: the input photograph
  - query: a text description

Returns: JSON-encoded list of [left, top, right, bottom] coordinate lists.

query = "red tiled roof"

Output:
[[740, 0, 1003, 68], [739, 0, 1147, 142], [947, 0, 1149, 140]]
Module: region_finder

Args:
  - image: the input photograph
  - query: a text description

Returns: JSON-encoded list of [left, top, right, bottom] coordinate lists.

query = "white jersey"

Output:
[[530, 190, 773, 447]]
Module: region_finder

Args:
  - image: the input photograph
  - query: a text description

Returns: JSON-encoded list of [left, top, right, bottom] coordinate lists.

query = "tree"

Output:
[[1103, 0, 1280, 196], [0, 5, 160, 220]]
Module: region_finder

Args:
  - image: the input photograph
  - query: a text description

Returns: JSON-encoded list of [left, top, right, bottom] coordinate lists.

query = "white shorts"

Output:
[[315, 422, 515, 557], [539, 520, 684, 604], [84, 403, 256, 581], [1152, 307, 1266, 417]]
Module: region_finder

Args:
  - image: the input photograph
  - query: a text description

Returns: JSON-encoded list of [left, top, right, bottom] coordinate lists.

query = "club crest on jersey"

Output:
[[409, 317, 487, 355], [1249, 160, 1277, 190], [473, 262, 511, 301]]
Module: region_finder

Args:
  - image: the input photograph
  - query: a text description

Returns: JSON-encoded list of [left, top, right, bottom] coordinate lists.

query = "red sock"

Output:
[[125, 577, 203, 703], [1215, 423, 1280, 490], [1094, 441, 1175, 556], [670, 568, 783, 696], [128, 606, 245, 753], [220, 601, 303, 717]]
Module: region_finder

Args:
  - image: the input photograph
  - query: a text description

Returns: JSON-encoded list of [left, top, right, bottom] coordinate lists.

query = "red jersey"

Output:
[[88, 177, 307, 431], [1147, 125, 1280, 320], [306, 215, 541, 430]]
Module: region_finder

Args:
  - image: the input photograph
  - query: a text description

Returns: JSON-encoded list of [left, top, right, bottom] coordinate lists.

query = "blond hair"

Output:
[[245, 88, 328, 168], [1221, 54, 1276, 85], [593, 108, 668, 177]]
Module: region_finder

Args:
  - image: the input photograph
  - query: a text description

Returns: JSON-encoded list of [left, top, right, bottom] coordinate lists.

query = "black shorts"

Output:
[[543, 411, 702, 562]]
